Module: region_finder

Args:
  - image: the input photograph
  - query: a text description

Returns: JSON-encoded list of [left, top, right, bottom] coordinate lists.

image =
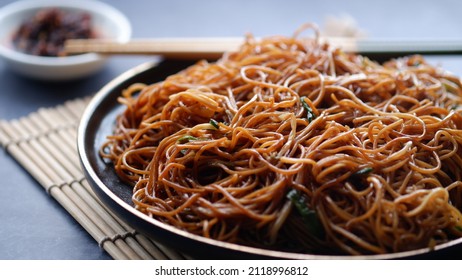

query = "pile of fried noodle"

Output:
[[102, 25, 462, 255]]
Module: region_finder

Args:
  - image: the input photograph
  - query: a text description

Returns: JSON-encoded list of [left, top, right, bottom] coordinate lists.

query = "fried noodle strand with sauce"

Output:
[[101, 26, 462, 255]]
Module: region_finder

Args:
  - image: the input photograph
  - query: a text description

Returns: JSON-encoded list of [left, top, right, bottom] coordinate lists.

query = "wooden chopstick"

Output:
[[64, 37, 462, 59], [64, 37, 244, 59]]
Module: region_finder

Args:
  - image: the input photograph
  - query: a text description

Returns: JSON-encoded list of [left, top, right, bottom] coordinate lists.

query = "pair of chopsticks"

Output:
[[63, 37, 462, 60]]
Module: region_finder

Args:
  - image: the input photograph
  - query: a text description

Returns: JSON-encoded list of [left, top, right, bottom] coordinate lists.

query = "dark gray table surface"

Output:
[[1, 0, 462, 259]]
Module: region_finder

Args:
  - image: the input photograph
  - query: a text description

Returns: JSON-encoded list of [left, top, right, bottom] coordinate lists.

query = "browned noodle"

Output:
[[101, 25, 462, 255]]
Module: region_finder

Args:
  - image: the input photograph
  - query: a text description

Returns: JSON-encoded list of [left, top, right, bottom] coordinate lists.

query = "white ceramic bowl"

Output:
[[0, 0, 131, 81]]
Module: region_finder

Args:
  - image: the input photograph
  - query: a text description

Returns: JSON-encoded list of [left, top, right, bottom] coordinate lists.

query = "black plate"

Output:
[[78, 60, 462, 259]]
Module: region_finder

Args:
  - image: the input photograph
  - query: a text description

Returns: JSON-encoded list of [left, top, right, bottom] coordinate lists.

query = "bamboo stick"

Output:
[[14, 113, 145, 259], [37, 108, 77, 150], [0, 121, 129, 259], [78, 179, 174, 260], [0, 98, 185, 260]]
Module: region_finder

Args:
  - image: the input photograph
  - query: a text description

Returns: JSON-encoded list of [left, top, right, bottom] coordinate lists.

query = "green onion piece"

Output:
[[301, 97, 316, 122], [177, 135, 198, 144], [209, 119, 219, 129], [455, 225, 462, 232], [349, 167, 373, 190], [287, 189, 324, 238], [353, 167, 374, 177]]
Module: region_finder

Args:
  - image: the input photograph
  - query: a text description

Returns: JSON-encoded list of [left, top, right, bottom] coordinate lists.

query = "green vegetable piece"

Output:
[[177, 135, 198, 144], [455, 225, 462, 232], [287, 189, 324, 238], [348, 167, 373, 190], [353, 167, 373, 177], [301, 97, 316, 122], [209, 119, 219, 129]]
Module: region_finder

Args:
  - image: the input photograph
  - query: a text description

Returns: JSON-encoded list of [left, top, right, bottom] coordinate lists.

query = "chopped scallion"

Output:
[[209, 119, 219, 129], [353, 167, 373, 177], [301, 97, 316, 122], [287, 189, 324, 238], [177, 135, 198, 144]]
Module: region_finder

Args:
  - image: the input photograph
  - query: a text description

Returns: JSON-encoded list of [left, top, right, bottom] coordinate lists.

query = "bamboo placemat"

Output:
[[0, 97, 187, 260]]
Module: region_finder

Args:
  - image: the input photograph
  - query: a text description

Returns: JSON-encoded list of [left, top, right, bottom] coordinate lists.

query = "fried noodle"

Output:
[[101, 25, 462, 255]]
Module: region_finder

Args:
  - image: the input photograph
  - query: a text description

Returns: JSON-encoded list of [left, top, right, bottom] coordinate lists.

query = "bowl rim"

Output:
[[0, 0, 132, 67]]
